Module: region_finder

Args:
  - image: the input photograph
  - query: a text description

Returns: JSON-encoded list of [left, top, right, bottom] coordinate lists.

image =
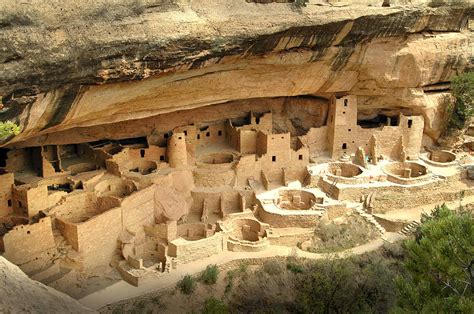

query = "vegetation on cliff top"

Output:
[[0, 120, 21, 139], [445, 71, 474, 133]]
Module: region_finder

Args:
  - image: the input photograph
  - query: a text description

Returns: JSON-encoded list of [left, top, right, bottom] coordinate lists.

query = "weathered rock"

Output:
[[0, 256, 95, 313], [0, 1, 472, 147]]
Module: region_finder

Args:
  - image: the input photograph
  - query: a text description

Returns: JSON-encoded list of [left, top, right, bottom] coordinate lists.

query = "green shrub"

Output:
[[238, 261, 249, 274], [0, 120, 21, 139], [200, 264, 219, 285], [445, 72, 474, 134], [262, 260, 284, 275], [201, 297, 228, 314], [177, 274, 196, 295], [294, 0, 308, 7], [287, 261, 304, 274], [224, 270, 236, 294], [395, 204, 474, 312]]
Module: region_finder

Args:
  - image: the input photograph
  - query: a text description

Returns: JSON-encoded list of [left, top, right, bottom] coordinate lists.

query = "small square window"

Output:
[[342, 143, 347, 150], [160, 155, 165, 161], [272, 156, 277, 162], [164, 133, 169, 139], [298, 155, 303, 160], [206, 132, 210, 137]]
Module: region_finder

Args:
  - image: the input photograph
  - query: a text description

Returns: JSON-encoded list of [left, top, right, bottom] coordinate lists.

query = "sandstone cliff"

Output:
[[0, 0, 473, 147], [0, 256, 94, 313]]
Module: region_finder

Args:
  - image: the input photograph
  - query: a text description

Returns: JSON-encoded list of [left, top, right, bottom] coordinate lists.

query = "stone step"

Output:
[[30, 262, 60, 282], [41, 268, 72, 285]]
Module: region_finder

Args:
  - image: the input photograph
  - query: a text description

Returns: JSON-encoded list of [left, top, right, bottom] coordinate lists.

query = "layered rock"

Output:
[[0, 256, 94, 313], [0, 0, 472, 147]]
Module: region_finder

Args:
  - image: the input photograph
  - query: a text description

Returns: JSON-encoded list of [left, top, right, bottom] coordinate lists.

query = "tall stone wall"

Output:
[[2, 217, 56, 266]]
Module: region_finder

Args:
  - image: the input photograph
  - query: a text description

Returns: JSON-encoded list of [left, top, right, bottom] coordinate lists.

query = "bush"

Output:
[[238, 261, 249, 274], [201, 297, 228, 314], [445, 72, 474, 134], [200, 264, 219, 285], [262, 260, 284, 276], [177, 274, 196, 295], [395, 204, 474, 312], [0, 120, 21, 139], [224, 270, 236, 294], [287, 261, 304, 274]]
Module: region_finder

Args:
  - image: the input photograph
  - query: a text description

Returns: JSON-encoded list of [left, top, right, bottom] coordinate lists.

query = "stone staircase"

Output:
[[353, 205, 386, 239], [327, 178, 338, 199], [399, 221, 420, 236]]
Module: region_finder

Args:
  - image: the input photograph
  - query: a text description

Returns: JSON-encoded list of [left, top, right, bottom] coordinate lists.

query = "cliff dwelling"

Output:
[[0, 0, 472, 312]]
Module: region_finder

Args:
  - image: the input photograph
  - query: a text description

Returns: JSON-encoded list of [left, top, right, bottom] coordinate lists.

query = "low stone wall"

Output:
[[373, 215, 406, 232], [168, 232, 224, 264], [267, 228, 313, 247], [227, 236, 269, 252], [258, 207, 323, 228]]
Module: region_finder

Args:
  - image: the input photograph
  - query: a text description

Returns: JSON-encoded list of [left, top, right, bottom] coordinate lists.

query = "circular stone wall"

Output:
[[429, 150, 456, 163], [383, 162, 427, 178], [328, 162, 362, 178], [383, 162, 429, 185], [275, 189, 322, 210]]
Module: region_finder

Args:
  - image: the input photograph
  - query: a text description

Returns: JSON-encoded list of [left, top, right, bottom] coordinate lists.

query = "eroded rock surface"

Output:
[[0, 0, 472, 147], [0, 256, 94, 313]]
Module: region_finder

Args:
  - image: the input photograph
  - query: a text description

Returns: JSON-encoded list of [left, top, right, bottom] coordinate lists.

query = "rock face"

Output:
[[0, 0, 473, 147], [0, 256, 94, 313]]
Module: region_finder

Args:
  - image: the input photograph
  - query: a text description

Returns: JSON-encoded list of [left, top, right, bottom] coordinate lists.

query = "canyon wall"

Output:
[[0, 256, 94, 313], [0, 0, 472, 147]]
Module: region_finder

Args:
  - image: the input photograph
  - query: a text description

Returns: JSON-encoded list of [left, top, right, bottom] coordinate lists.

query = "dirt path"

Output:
[[79, 232, 402, 310]]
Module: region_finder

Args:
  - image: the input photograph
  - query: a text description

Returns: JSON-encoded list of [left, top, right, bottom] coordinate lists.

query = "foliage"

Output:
[[0, 120, 21, 139], [296, 256, 400, 313], [262, 260, 284, 275], [201, 297, 228, 314], [294, 0, 308, 7], [395, 204, 474, 313], [238, 261, 249, 274], [309, 214, 378, 253], [286, 260, 304, 274], [445, 72, 474, 133], [224, 270, 236, 295], [177, 274, 196, 295], [200, 264, 219, 285]]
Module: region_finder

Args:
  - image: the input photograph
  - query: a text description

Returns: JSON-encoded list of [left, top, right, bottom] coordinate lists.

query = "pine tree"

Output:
[[395, 204, 474, 313]]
